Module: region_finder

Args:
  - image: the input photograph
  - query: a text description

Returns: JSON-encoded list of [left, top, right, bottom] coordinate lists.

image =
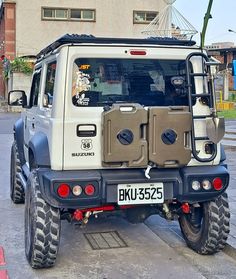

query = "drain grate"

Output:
[[84, 231, 128, 250]]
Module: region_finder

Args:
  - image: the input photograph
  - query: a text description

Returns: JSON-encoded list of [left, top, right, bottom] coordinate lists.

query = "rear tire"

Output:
[[25, 170, 61, 268], [179, 193, 230, 254], [10, 141, 25, 203]]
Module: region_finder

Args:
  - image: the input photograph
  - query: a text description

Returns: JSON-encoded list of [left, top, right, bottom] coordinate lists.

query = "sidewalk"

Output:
[[221, 120, 236, 257], [222, 119, 236, 150]]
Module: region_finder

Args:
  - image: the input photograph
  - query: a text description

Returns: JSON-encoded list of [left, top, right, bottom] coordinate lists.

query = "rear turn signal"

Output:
[[84, 184, 95, 196], [213, 178, 223, 191], [57, 183, 70, 198]]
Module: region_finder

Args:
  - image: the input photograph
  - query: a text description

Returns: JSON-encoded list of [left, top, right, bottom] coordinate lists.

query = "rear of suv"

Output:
[[8, 34, 230, 268]]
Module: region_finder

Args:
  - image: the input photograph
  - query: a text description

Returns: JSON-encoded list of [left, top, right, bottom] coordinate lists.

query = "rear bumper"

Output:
[[37, 164, 229, 209]]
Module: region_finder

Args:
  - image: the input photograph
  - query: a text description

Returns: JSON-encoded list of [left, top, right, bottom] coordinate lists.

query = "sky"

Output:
[[174, 0, 236, 45]]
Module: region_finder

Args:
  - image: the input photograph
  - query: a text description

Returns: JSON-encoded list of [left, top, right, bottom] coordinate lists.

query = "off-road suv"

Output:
[[8, 34, 230, 268]]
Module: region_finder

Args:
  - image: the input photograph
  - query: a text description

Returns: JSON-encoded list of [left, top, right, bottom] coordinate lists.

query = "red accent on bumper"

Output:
[[73, 210, 83, 221], [73, 205, 116, 221], [181, 203, 190, 214], [81, 205, 115, 212]]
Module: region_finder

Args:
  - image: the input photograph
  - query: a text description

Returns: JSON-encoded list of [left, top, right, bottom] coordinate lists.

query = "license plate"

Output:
[[117, 183, 164, 205]]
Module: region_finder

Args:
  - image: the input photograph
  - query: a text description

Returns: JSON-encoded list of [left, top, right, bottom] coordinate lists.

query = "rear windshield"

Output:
[[72, 58, 192, 107]]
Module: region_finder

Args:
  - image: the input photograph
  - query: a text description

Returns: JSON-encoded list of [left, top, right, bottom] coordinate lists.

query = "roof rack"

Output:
[[36, 34, 196, 59]]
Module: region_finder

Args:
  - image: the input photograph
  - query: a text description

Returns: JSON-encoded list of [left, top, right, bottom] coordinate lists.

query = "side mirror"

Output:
[[8, 90, 27, 107]]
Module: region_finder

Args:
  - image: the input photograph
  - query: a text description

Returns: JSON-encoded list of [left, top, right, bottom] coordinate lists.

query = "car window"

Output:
[[43, 61, 57, 107], [71, 58, 193, 107], [29, 68, 41, 107]]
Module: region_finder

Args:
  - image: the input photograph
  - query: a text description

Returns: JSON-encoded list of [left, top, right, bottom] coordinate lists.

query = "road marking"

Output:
[[0, 270, 9, 279], [0, 247, 5, 266]]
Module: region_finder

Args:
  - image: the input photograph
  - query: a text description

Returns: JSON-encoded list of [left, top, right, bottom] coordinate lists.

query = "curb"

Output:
[[224, 137, 236, 141], [225, 131, 236, 135], [223, 243, 236, 261], [222, 145, 236, 151]]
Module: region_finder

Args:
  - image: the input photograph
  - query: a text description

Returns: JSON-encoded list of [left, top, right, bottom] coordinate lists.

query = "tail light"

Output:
[[213, 178, 223, 191], [84, 184, 95, 196], [202, 180, 212, 190], [57, 183, 70, 198], [192, 181, 201, 191]]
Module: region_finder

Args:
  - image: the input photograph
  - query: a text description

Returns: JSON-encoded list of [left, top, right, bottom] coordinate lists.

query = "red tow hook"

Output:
[[73, 205, 116, 222], [73, 209, 83, 221], [181, 203, 190, 214]]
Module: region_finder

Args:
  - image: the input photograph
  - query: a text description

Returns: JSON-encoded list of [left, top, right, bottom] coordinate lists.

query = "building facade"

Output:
[[0, 0, 166, 97], [205, 42, 235, 50], [208, 46, 236, 91]]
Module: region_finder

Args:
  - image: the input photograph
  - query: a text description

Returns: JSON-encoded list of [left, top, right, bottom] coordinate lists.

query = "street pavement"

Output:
[[1, 112, 236, 278], [222, 120, 236, 150]]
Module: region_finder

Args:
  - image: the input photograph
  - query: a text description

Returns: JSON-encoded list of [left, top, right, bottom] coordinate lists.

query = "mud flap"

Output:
[[149, 106, 192, 167], [103, 104, 148, 167]]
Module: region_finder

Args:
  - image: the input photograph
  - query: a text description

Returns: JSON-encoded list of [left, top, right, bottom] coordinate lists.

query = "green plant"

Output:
[[11, 57, 33, 75], [218, 109, 236, 119], [1, 57, 34, 80]]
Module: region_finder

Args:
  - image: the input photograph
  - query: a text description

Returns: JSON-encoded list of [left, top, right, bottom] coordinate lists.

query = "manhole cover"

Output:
[[84, 231, 128, 250]]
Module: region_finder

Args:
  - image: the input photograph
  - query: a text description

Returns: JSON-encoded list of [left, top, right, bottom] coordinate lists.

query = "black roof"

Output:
[[36, 34, 196, 59]]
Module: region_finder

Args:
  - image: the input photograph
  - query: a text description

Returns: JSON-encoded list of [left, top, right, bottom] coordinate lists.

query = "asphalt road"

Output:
[[1, 112, 236, 279]]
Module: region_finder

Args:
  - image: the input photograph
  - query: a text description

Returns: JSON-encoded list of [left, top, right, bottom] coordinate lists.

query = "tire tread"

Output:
[[25, 170, 60, 268], [10, 141, 25, 203], [179, 193, 230, 255]]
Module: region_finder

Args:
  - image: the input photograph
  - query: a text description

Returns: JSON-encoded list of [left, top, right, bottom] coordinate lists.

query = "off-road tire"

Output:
[[25, 170, 61, 268], [179, 193, 230, 255], [10, 141, 25, 203]]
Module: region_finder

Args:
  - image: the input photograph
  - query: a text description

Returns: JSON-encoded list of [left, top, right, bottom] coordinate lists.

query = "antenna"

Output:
[[142, 0, 197, 40]]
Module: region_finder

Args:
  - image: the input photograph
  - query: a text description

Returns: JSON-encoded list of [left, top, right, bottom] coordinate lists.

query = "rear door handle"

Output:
[[77, 124, 97, 137]]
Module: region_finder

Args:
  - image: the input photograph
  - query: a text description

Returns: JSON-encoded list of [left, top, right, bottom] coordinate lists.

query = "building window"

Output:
[[133, 11, 158, 24], [43, 8, 68, 19], [70, 9, 95, 20], [70, 9, 81, 19], [55, 9, 68, 19], [42, 7, 95, 21]]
